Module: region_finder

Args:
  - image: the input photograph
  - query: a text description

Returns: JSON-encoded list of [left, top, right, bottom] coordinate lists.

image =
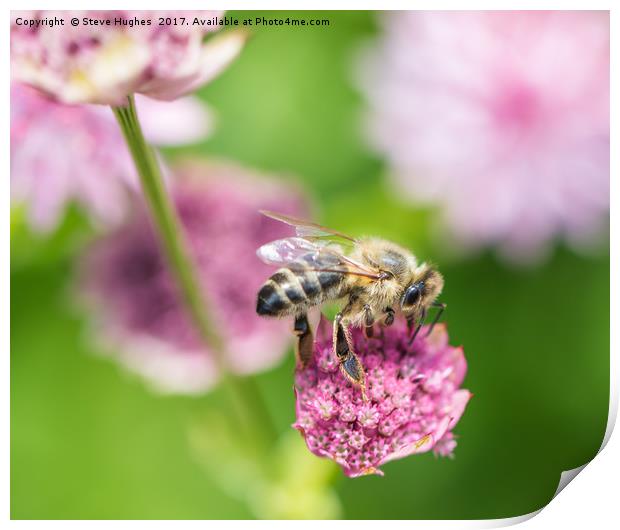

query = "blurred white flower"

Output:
[[11, 10, 246, 105], [360, 11, 609, 262], [11, 83, 212, 231]]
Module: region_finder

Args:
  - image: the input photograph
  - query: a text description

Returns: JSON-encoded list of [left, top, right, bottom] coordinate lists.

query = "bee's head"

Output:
[[400, 266, 444, 318]]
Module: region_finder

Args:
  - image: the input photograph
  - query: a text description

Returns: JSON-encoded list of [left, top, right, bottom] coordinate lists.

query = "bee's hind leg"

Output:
[[294, 313, 313, 368], [333, 312, 368, 401]]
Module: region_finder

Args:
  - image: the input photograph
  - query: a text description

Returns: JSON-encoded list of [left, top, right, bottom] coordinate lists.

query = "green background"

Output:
[[11, 11, 609, 519]]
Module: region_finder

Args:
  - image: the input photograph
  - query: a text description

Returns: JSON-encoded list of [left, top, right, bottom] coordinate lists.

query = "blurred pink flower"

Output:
[[11, 11, 246, 104], [360, 12, 609, 261], [294, 319, 471, 477], [11, 82, 212, 231], [78, 161, 309, 394]]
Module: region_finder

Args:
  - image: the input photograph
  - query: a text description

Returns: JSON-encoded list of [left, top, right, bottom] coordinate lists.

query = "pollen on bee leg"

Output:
[[361, 384, 369, 403], [339, 352, 369, 402]]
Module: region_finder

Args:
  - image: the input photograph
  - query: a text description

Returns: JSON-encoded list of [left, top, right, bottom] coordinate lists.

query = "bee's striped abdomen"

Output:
[[256, 255, 345, 317]]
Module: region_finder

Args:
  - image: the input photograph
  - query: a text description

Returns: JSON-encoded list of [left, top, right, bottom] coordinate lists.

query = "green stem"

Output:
[[112, 95, 276, 447]]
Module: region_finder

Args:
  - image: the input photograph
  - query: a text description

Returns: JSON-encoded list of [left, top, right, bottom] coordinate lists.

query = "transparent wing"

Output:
[[260, 210, 359, 243], [257, 237, 382, 280], [257, 237, 319, 266], [259, 211, 381, 278]]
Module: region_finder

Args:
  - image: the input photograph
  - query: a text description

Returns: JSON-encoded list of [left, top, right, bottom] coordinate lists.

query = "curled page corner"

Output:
[[542, 378, 618, 511], [553, 463, 589, 498], [485, 392, 617, 528], [533, 393, 617, 517], [480, 465, 593, 528]]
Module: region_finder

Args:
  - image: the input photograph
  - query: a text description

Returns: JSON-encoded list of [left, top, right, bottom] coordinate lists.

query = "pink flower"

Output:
[[11, 82, 211, 231], [360, 12, 609, 262], [294, 319, 471, 477], [78, 161, 309, 394], [11, 11, 246, 104]]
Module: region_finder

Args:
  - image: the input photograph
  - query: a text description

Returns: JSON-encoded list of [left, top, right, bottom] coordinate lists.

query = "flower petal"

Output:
[[140, 29, 248, 101], [135, 95, 213, 145]]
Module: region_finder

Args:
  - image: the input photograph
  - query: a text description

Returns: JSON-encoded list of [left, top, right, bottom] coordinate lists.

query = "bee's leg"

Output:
[[362, 304, 375, 339], [384, 307, 395, 327], [293, 313, 313, 368], [409, 308, 427, 346], [426, 302, 447, 336], [407, 315, 415, 335], [333, 312, 368, 401]]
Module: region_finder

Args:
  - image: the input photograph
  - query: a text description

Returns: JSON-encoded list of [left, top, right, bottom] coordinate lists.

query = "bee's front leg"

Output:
[[294, 313, 313, 368], [384, 307, 395, 326], [363, 304, 375, 338], [407, 315, 415, 335], [426, 302, 447, 336], [408, 308, 427, 345], [333, 311, 368, 401]]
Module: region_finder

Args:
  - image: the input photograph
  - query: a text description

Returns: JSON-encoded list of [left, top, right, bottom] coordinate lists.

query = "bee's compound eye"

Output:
[[402, 282, 424, 308]]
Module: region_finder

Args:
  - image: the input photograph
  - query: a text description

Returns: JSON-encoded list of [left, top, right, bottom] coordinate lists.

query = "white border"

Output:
[[4, 1, 616, 526]]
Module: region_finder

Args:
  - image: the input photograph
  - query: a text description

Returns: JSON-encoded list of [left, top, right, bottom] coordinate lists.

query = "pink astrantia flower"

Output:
[[360, 12, 609, 262], [78, 161, 309, 394], [11, 10, 246, 105], [294, 319, 471, 477], [11, 82, 212, 231]]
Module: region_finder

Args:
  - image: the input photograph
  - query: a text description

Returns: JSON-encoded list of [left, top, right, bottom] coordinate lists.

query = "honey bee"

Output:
[[256, 211, 445, 400]]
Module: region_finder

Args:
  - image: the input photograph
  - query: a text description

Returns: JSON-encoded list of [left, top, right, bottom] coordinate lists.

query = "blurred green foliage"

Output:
[[11, 11, 609, 519]]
